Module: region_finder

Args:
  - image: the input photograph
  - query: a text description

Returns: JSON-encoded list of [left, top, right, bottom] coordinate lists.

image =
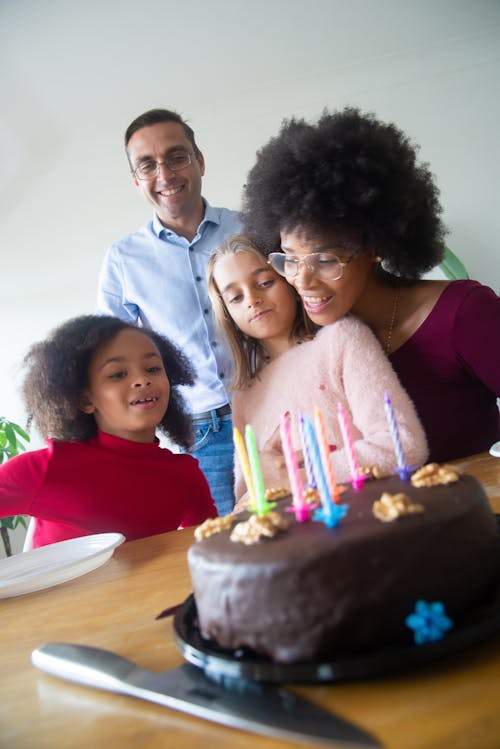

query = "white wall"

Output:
[[1, 0, 499, 431]]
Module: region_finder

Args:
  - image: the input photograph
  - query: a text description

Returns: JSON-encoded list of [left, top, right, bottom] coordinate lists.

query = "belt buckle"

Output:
[[192, 404, 230, 422]]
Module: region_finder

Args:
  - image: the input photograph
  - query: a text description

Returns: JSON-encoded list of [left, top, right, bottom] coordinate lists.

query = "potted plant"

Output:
[[0, 417, 30, 557]]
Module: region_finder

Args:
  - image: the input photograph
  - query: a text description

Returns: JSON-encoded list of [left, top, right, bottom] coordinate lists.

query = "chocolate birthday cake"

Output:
[[187, 465, 500, 664]]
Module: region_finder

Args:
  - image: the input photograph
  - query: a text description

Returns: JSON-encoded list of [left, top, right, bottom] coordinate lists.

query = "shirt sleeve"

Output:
[[453, 284, 500, 396], [178, 460, 218, 527], [0, 449, 48, 518], [96, 246, 139, 322]]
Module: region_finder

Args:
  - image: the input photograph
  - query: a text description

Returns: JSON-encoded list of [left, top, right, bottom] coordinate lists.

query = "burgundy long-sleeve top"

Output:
[[390, 280, 500, 462]]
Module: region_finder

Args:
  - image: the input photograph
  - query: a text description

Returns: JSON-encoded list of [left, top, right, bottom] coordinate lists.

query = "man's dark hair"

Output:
[[125, 108, 200, 161]]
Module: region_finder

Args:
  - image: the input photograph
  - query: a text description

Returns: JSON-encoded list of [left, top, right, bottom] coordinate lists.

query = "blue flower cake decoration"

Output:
[[406, 600, 453, 645], [313, 501, 348, 529]]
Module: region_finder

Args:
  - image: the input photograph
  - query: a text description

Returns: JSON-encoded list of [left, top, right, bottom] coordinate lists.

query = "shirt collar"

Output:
[[90, 430, 162, 457], [152, 199, 219, 239]]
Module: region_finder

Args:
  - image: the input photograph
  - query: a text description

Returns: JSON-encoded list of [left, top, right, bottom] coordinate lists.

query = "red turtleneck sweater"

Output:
[[0, 431, 217, 548]]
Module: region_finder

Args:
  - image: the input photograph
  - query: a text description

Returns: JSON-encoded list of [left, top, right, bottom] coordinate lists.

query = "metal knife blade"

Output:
[[32, 642, 381, 748]]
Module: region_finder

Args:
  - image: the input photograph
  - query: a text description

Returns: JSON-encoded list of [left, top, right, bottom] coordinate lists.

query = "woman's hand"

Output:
[[263, 425, 305, 466], [234, 492, 251, 513], [234, 426, 306, 507], [258, 426, 304, 488]]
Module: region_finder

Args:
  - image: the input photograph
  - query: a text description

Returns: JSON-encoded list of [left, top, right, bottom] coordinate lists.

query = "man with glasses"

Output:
[[97, 109, 241, 516]]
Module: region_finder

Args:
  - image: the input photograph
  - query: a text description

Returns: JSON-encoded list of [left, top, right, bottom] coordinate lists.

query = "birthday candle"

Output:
[[303, 415, 333, 512], [299, 414, 317, 488], [313, 406, 340, 502], [337, 402, 363, 490], [280, 412, 308, 521], [245, 424, 270, 515], [233, 427, 256, 508], [384, 392, 411, 479]]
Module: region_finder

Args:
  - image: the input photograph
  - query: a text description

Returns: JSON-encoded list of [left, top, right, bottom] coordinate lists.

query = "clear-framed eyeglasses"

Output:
[[267, 251, 356, 281], [133, 150, 193, 180]]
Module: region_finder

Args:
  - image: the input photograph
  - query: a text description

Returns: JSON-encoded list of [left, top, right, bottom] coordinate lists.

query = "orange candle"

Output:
[[314, 406, 340, 502]]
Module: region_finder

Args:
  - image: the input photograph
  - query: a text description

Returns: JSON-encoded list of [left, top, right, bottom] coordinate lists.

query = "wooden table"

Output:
[[2, 453, 500, 749]]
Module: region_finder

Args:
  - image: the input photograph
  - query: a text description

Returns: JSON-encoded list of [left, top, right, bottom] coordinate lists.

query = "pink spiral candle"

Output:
[[337, 402, 364, 490], [280, 412, 309, 521]]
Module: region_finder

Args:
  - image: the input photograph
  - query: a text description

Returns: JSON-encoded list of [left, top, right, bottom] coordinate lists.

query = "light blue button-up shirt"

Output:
[[97, 202, 242, 413]]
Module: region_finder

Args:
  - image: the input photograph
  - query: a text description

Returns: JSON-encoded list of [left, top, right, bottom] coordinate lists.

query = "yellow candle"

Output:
[[233, 427, 256, 508]]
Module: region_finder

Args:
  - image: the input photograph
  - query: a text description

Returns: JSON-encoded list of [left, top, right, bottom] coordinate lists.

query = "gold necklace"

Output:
[[385, 285, 400, 355]]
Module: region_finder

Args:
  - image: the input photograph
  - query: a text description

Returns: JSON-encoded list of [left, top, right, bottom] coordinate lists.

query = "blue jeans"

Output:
[[186, 412, 235, 516]]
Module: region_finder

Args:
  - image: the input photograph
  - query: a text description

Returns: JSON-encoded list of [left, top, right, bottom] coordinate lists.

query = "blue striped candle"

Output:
[[302, 415, 332, 513], [299, 414, 317, 488], [384, 392, 411, 480]]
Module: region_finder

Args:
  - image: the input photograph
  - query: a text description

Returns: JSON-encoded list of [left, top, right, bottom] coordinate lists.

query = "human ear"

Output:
[[196, 151, 205, 177], [79, 392, 96, 414]]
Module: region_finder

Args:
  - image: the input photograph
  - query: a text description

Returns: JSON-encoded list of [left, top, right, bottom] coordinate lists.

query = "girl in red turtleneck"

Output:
[[0, 315, 216, 549]]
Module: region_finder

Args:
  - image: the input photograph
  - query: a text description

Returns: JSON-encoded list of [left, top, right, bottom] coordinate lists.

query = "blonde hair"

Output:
[[207, 234, 317, 390]]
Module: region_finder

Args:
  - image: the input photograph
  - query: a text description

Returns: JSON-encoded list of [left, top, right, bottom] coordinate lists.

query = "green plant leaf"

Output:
[[439, 247, 469, 281], [11, 422, 29, 443], [0, 417, 30, 460], [3, 423, 17, 451], [0, 419, 31, 549], [0, 515, 28, 530], [0, 416, 30, 531]]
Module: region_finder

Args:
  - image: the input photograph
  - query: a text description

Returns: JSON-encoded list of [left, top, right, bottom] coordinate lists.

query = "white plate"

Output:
[[490, 441, 500, 458], [0, 533, 125, 598]]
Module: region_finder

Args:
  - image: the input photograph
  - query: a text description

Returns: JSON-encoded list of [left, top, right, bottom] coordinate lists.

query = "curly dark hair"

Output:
[[241, 107, 447, 278], [22, 315, 196, 449]]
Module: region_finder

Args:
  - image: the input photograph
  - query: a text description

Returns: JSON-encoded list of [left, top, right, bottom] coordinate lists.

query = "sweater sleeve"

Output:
[[178, 458, 218, 527], [330, 319, 429, 481], [0, 448, 48, 518], [452, 284, 500, 396]]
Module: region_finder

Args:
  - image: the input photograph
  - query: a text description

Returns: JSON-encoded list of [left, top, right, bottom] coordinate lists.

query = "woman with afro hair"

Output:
[[207, 235, 427, 505], [241, 107, 500, 462], [0, 315, 216, 548]]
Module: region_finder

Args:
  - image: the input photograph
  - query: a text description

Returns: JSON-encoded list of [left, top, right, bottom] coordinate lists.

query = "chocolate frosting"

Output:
[[188, 475, 500, 663]]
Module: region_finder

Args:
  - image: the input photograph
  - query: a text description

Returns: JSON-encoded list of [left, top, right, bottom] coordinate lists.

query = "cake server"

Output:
[[32, 642, 381, 748]]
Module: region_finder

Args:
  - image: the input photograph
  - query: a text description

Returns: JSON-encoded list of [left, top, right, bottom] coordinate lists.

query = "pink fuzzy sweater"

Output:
[[232, 316, 428, 499]]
